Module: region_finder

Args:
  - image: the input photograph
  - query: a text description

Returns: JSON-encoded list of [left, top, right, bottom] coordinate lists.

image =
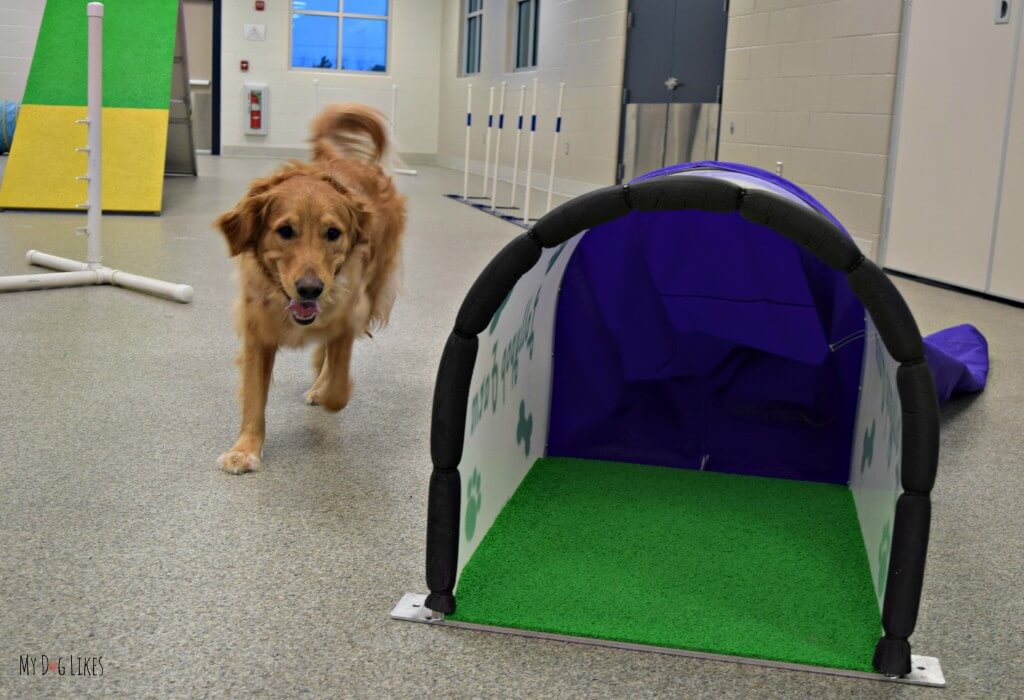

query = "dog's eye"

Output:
[[326, 227, 342, 241], [277, 225, 295, 240]]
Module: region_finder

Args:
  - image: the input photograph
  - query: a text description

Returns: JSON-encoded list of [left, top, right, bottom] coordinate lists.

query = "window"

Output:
[[463, 0, 483, 75], [514, 0, 538, 69], [291, 0, 389, 73]]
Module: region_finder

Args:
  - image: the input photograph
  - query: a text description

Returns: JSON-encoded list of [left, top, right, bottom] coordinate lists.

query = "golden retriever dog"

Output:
[[214, 104, 406, 474]]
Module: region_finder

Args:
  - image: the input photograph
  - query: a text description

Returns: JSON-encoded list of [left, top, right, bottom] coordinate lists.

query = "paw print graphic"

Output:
[[516, 400, 534, 456], [464, 469, 482, 542], [860, 421, 875, 473]]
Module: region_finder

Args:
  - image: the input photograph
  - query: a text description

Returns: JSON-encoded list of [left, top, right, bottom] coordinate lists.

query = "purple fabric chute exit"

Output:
[[924, 324, 989, 402], [546, 162, 987, 483]]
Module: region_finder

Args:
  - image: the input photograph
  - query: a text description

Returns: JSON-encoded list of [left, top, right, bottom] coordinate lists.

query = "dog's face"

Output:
[[215, 166, 369, 326]]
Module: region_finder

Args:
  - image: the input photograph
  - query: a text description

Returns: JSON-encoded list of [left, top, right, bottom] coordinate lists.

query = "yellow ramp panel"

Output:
[[102, 107, 170, 212], [0, 104, 169, 213], [0, 105, 87, 210]]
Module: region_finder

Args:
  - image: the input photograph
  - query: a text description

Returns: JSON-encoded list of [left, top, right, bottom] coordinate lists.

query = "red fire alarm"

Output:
[[255, 1, 265, 10], [240, 59, 249, 71]]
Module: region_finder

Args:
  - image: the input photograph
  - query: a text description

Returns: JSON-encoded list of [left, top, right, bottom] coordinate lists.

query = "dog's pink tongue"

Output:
[[287, 299, 320, 318]]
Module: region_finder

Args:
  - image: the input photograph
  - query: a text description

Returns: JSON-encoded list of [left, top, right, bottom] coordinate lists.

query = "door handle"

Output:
[[664, 76, 681, 91]]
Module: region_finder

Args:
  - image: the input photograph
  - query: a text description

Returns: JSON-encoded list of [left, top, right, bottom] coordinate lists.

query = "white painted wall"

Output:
[[220, 0, 442, 157], [0, 0, 45, 102], [437, 0, 628, 195]]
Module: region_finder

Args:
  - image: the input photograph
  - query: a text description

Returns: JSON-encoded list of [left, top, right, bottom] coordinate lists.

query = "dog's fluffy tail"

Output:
[[310, 103, 391, 166]]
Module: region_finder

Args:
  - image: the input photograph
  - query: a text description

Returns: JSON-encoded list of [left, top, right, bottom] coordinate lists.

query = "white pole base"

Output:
[[0, 250, 195, 303], [108, 268, 194, 303], [393, 167, 418, 176], [0, 270, 101, 293]]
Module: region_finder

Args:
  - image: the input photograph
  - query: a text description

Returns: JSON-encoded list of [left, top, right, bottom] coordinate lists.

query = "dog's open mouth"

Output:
[[287, 299, 320, 325]]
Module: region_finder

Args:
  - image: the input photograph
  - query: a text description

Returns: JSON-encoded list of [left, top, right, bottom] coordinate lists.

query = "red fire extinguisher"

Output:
[[249, 91, 262, 130]]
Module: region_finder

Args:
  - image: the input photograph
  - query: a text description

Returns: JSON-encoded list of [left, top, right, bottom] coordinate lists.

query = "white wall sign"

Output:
[[244, 23, 266, 41]]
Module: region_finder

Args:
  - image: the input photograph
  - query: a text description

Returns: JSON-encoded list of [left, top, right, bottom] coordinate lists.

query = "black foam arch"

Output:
[[425, 174, 940, 675], [455, 235, 542, 336], [430, 332, 479, 471]]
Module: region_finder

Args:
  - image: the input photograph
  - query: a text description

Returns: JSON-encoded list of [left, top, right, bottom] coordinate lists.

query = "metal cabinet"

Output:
[[990, 26, 1024, 301], [884, 0, 1024, 302]]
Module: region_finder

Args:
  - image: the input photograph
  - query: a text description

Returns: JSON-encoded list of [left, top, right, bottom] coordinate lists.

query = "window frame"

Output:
[[289, 1, 392, 75], [513, 0, 538, 71], [461, 0, 484, 76]]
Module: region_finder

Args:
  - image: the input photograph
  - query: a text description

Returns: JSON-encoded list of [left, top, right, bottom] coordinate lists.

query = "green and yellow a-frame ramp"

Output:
[[0, 0, 194, 213]]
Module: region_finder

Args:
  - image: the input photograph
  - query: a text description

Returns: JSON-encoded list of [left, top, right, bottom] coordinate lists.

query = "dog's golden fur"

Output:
[[214, 104, 406, 474]]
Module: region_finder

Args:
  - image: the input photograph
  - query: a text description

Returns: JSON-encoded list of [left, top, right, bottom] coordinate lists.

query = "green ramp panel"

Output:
[[451, 457, 882, 672], [23, 0, 179, 110]]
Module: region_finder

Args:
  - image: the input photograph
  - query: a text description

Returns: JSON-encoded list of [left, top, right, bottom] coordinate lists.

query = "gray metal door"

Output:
[[620, 0, 728, 181], [623, 0, 680, 104]]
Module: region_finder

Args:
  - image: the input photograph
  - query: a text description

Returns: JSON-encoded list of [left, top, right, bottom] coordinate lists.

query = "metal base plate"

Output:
[[391, 593, 945, 688]]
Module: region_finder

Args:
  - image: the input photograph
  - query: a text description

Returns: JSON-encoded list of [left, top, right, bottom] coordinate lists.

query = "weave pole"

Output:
[[543, 82, 566, 214], [462, 83, 473, 200], [507, 85, 526, 209], [480, 86, 495, 202], [521, 79, 539, 224], [489, 82, 508, 211]]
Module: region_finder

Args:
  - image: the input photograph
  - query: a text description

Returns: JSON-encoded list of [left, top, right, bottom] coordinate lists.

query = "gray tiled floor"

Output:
[[1, 157, 1021, 698]]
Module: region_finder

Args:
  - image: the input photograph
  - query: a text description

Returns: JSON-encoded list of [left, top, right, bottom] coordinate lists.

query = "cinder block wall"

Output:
[[719, 0, 903, 256]]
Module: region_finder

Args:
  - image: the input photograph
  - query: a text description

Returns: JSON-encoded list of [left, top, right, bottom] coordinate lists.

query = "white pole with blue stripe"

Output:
[[507, 84, 526, 208], [481, 86, 495, 201], [489, 81, 508, 211], [462, 83, 473, 200], [544, 82, 566, 214], [521, 78, 539, 224]]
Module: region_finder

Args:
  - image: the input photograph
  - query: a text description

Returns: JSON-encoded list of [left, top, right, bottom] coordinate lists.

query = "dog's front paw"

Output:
[[305, 387, 350, 412], [319, 393, 350, 413], [216, 450, 262, 474]]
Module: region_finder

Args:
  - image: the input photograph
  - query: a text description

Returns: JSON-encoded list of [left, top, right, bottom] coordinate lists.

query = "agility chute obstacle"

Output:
[[393, 163, 989, 686]]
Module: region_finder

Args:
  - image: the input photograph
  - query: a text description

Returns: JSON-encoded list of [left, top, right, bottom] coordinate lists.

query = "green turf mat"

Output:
[[450, 457, 881, 672], [23, 0, 178, 109]]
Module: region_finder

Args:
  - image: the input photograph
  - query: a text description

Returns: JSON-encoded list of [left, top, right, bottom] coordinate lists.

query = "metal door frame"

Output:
[[210, 0, 221, 155]]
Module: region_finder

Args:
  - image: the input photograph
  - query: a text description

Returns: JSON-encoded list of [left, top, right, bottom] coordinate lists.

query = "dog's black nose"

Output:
[[296, 276, 324, 300]]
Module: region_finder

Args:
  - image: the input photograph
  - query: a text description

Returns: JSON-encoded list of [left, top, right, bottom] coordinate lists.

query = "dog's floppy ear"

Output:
[[216, 165, 312, 255], [214, 177, 278, 256], [215, 200, 259, 257]]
